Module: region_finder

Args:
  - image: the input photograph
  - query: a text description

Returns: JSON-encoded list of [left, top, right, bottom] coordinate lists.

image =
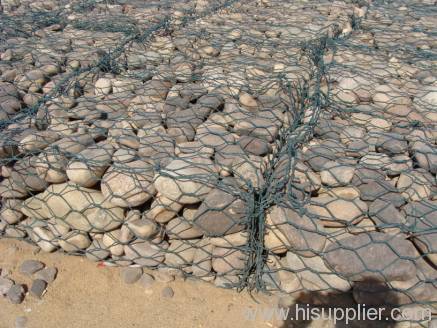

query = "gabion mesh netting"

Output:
[[0, 0, 436, 325]]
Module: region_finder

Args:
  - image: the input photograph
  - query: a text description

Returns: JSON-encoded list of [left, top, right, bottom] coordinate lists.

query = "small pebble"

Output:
[[7, 284, 25, 304], [120, 267, 143, 284], [34, 267, 58, 284], [30, 279, 47, 299], [15, 316, 27, 328], [19, 260, 44, 276], [0, 276, 14, 295], [161, 286, 174, 298], [138, 273, 155, 289]]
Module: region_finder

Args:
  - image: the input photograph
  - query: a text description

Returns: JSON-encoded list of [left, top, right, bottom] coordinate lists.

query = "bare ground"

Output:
[[0, 239, 278, 328]]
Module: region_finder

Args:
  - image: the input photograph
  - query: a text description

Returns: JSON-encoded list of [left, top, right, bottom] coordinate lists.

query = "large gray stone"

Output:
[[324, 232, 417, 282], [266, 205, 326, 257], [19, 259, 44, 276], [193, 189, 246, 237]]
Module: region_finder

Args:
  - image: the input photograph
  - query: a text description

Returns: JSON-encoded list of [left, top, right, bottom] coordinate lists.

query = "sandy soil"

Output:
[[0, 239, 279, 328]]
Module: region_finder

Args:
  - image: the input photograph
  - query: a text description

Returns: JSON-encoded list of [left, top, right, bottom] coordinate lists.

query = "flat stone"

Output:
[[154, 158, 218, 204], [324, 232, 417, 282], [215, 144, 246, 169], [19, 131, 59, 153], [234, 117, 279, 142], [34, 267, 58, 284], [0, 276, 14, 295], [304, 146, 336, 172], [127, 218, 159, 239], [210, 231, 248, 247], [19, 260, 44, 276], [7, 284, 25, 304], [112, 148, 136, 163], [95, 78, 112, 95], [0, 199, 23, 224], [85, 239, 110, 262], [232, 156, 265, 189], [369, 199, 406, 227], [195, 122, 235, 148], [397, 170, 433, 202], [346, 140, 369, 158], [238, 136, 271, 156], [22, 182, 125, 232], [30, 279, 47, 298], [146, 196, 183, 223], [164, 240, 198, 268], [66, 144, 113, 187], [161, 286, 174, 298], [59, 231, 91, 252], [358, 180, 405, 207], [193, 188, 246, 237], [29, 227, 57, 252], [285, 252, 351, 292], [361, 151, 394, 169], [413, 233, 437, 267], [239, 92, 258, 110], [405, 200, 437, 266], [166, 216, 203, 239], [404, 200, 436, 223], [340, 126, 366, 144], [307, 196, 367, 227], [101, 160, 156, 207], [375, 133, 408, 155], [320, 161, 355, 187], [352, 167, 386, 186], [124, 240, 167, 267], [192, 240, 213, 277], [120, 267, 143, 284], [266, 205, 326, 257], [212, 247, 247, 274], [410, 141, 437, 174]]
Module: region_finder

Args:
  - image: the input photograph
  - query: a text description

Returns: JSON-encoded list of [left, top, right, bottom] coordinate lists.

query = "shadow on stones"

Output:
[[278, 279, 401, 328]]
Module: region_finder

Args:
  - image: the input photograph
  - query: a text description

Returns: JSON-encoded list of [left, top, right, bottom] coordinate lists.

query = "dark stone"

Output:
[[358, 180, 405, 207], [368, 199, 406, 227], [193, 189, 246, 236], [34, 267, 58, 284], [351, 167, 386, 186], [346, 140, 369, 158], [19, 260, 44, 276], [215, 144, 245, 168], [324, 232, 417, 282], [375, 133, 408, 155], [7, 284, 25, 304], [161, 286, 174, 298], [0, 276, 14, 295], [304, 146, 336, 171], [30, 279, 47, 299], [238, 136, 271, 156]]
